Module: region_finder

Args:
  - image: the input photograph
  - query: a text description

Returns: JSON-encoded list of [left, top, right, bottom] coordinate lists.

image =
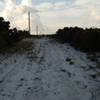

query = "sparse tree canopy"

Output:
[[54, 27, 100, 52], [0, 17, 30, 49]]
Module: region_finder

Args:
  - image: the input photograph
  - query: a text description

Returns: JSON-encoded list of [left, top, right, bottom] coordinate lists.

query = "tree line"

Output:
[[52, 26, 100, 52], [0, 17, 30, 48]]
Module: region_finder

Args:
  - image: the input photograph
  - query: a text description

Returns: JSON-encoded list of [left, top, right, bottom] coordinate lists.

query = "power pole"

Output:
[[28, 11, 31, 34], [36, 25, 38, 35]]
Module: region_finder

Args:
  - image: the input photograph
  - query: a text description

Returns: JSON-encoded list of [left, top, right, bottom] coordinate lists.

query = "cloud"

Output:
[[0, 0, 43, 34], [0, 0, 3, 5], [0, 1, 4, 11], [91, 7, 100, 21], [38, 0, 100, 32], [35, 1, 68, 12], [54, 1, 67, 9], [21, 0, 32, 6], [36, 2, 54, 12], [75, 0, 91, 5], [0, 0, 100, 34]]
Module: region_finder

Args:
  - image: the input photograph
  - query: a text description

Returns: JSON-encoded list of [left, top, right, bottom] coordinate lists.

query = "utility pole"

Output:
[[28, 11, 31, 34], [36, 25, 38, 35]]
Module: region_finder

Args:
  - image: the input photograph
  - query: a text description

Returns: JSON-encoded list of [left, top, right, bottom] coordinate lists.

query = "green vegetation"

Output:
[[51, 26, 100, 52], [69, 61, 74, 65], [0, 17, 30, 49], [66, 57, 75, 65], [87, 53, 97, 62]]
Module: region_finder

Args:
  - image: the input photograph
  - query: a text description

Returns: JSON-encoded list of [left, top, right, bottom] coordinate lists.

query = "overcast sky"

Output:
[[0, 0, 100, 34]]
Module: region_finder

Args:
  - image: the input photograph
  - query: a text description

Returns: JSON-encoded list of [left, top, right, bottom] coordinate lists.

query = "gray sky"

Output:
[[0, 0, 100, 34]]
